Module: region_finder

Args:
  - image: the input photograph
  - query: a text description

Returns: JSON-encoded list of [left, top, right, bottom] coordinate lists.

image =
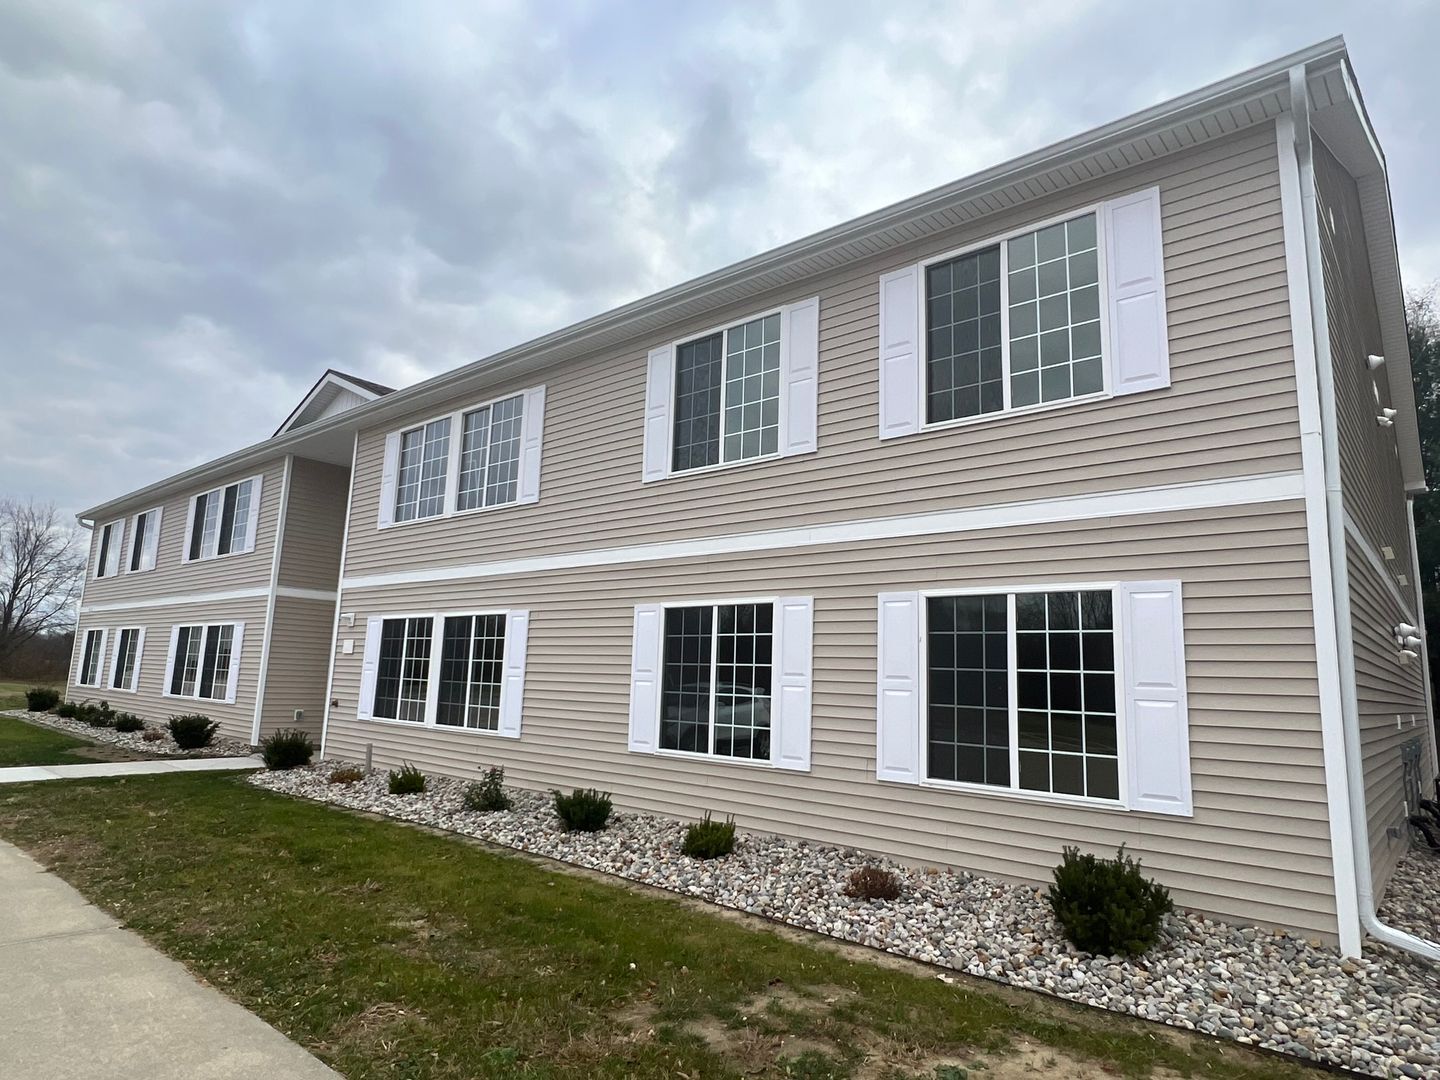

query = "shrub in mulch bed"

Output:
[[55, 701, 80, 719], [167, 714, 219, 750], [261, 729, 315, 771], [75, 701, 114, 728], [463, 766, 512, 812], [553, 788, 612, 832], [1047, 845, 1172, 958], [682, 812, 736, 860], [328, 765, 365, 785], [845, 865, 903, 902], [388, 763, 427, 795], [112, 713, 145, 732], [25, 687, 60, 711]]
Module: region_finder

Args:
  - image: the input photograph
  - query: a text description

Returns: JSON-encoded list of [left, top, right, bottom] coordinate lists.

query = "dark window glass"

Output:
[[436, 613, 506, 730], [373, 617, 434, 722], [672, 333, 723, 472], [926, 594, 1009, 786], [96, 525, 113, 578], [217, 486, 239, 556], [661, 606, 713, 752], [129, 514, 147, 571], [926, 246, 1003, 424], [714, 603, 773, 760]]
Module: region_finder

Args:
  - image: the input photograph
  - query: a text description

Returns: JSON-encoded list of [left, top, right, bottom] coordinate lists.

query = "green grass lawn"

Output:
[[0, 713, 98, 768], [0, 680, 59, 712], [0, 774, 1311, 1080]]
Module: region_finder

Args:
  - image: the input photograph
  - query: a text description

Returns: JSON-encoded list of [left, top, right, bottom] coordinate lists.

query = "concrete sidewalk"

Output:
[[0, 840, 339, 1079], [0, 755, 265, 785]]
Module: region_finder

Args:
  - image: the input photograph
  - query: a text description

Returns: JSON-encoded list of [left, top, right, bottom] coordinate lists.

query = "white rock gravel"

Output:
[[251, 763, 1440, 1078], [4, 709, 256, 759]]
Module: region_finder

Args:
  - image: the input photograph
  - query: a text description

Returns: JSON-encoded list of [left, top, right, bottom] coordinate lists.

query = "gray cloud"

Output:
[[1, 0, 1437, 518]]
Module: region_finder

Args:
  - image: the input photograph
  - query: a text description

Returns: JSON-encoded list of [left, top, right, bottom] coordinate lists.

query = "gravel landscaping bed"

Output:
[[1380, 848, 1440, 946], [4, 709, 256, 758], [252, 763, 1440, 1078]]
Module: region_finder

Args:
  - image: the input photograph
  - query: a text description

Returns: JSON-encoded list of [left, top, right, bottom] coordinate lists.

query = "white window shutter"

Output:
[[642, 346, 674, 483], [225, 623, 245, 705], [132, 627, 146, 690], [1104, 187, 1171, 396], [243, 476, 263, 554], [628, 604, 663, 752], [163, 625, 181, 694], [357, 616, 383, 719], [878, 265, 922, 439], [142, 508, 162, 571], [1120, 581, 1192, 816], [497, 610, 529, 739], [517, 387, 546, 505], [378, 433, 401, 527], [772, 596, 814, 770], [780, 297, 820, 457], [876, 592, 921, 783]]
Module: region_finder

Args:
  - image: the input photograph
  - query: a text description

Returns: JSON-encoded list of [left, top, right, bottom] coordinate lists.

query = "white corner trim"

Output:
[[341, 471, 1306, 592], [80, 586, 272, 614]]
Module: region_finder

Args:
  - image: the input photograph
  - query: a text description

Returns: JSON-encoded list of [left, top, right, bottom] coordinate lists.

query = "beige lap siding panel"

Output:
[[65, 595, 267, 743], [277, 458, 350, 591], [1313, 140, 1414, 570], [340, 125, 1302, 579], [80, 458, 287, 605], [325, 501, 1337, 940], [255, 594, 333, 740]]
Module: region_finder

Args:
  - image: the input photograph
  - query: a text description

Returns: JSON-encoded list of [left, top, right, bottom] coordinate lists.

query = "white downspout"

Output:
[[1289, 65, 1440, 961]]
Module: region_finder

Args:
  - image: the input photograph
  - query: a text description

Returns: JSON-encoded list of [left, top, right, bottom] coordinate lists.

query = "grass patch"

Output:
[[0, 680, 60, 713], [0, 713, 98, 767], [0, 774, 1313, 1080]]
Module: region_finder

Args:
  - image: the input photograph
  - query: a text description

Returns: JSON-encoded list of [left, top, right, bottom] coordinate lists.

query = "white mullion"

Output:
[[1007, 592, 1020, 792], [707, 605, 720, 756], [999, 241, 1012, 412], [423, 615, 444, 727], [443, 411, 463, 516], [716, 330, 731, 465], [464, 615, 479, 726], [478, 408, 496, 509]]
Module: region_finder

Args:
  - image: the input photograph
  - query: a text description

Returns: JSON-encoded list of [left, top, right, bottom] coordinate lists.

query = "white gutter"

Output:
[[1289, 65, 1440, 962]]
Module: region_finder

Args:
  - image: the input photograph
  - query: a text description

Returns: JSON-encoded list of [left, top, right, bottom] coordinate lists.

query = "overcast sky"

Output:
[[2, 1, 1436, 519]]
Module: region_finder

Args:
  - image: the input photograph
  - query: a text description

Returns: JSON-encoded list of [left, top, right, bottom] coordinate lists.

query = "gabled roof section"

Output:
[[274, 369, 395, 437]]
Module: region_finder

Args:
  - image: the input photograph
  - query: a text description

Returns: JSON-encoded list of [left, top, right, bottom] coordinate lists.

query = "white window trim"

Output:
[[647, 593, 782, 769], [378, 387, 543, 530], [914, 580, 1130, 811], [125, 507, 163, 574], [161, 621, 244, 704], [76, 627, 108, 688], [361, 608, 521, 738], [94, 519, 124, 579], [182, 475, 263, 563], [108, 626, 145, 693], [914, 200, 1113, 434]]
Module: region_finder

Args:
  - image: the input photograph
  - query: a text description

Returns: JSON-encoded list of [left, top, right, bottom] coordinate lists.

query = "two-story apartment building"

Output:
[[64, 39, 1435, 959]]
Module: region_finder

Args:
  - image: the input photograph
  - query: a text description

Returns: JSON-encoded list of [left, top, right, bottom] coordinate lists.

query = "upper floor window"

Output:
[[878, 187, 1170, 440], [166, 622, 243, 702], [127, 507, 161, 573], [94, 521, 123, 579], [378, 388, 545, 528], [642, 298, 820, 483], [185, 476, 262, 562]]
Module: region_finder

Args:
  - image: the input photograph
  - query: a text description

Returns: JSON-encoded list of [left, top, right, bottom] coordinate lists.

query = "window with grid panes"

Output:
[[456, 395, 524, 511], [436, 614, 506, 730], [168, 624, 235, 701], [671, 313, 781, 472], [111, 628, 140, 691], [660, 603, 773, 759], [394, 419, 451, 522], [373, 617, 434, 722]]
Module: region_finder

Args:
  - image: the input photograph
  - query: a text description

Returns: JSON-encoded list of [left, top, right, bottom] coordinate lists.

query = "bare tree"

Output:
[[0, 500, 85, 674]]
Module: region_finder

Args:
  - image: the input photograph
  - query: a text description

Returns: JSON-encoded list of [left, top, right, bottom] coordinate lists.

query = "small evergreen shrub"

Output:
[[141, 729, 165, 743], [75, 702, 112, 728], [844, 865, 903, 901], [112, 712, 145, 732], [1047, 845, 1173, 957], [96, 700, 117, 723], [25, 687, 60, 711], [463, 766, 512, 812], [328, 764, 365, 785], [552, 788, 612, 832], [388, 763, 427, 795], [682, 812, 736, 859], [56, 701, 79, 718], [261, 729, 315, 770], [167, 714, 218, 749]]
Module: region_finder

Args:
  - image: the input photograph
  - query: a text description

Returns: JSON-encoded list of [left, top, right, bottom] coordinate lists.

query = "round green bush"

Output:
[[1047, 845, 1173, 956]]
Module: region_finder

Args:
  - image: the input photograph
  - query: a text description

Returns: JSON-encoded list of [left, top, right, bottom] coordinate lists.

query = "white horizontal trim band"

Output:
[[275, 586, 340, 602], [1341, 511, 1416, 623], [81, 586, 271, 614], [341, 471, 1307, 592]]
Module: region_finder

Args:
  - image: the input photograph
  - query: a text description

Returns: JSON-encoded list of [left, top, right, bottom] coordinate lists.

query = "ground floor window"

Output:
[[168, 623, 239, 701], [436, 613, 506, 730], [374, 617, 434, 722], [110, 628, 142, 692], [926, 588, 1118, 800], [660, 602, 774, 760], [77, 628, 105, 687]]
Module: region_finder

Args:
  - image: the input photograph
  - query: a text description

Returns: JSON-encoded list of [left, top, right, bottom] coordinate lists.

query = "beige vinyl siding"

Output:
[[341, 124, 1303, 579], [1314, 138, 1413, 568], [1348, 538, 1432, 897], [81, 459, 287, 605], [325, 501, 1337, 939], [255, 595, 333, 739], [66, 596, 267, 743], [277, 457, 350, 590]]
